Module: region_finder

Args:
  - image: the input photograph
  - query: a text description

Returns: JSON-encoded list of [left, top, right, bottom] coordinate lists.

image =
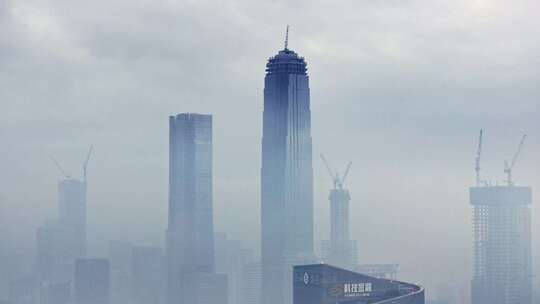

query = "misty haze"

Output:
[[1, 1, 539, 304]]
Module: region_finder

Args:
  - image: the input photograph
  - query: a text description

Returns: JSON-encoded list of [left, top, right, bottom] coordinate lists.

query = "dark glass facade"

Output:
[[294, 264, 424, 304], [261, 47, 314, 304]]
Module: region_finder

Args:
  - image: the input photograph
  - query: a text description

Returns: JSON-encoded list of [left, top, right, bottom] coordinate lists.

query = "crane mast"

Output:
[[83, 145, 93, 183], [504, 134, 527, 186], [475, 129, 483, 187], [50, 156, 71, 179], [320, 154, 352, 190]]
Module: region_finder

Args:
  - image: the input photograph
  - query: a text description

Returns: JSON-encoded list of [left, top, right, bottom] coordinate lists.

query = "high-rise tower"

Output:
[[167, 113, 215, 304], [261, 28, 314, 304], [470, 186, 532, 304], [36, 149, 92, 284], [320, 158, 357, 269]]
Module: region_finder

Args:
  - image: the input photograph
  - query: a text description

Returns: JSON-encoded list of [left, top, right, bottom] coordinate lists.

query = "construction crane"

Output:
[[82, 145, 93, 182], [504, 134, 527, 186], [475, 129, 483, 187], [320, 154, 352, 190], [50, 156, 72, 179]]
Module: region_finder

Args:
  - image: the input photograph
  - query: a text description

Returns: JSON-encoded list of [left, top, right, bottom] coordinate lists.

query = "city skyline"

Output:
[[1, 1, 539, 303]]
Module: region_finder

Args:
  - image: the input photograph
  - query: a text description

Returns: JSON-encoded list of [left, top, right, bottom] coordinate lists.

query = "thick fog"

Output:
[[1, 0, 539, 302]]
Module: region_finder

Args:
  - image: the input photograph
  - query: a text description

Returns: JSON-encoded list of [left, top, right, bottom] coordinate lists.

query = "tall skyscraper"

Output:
[[261, 29, 314, 304], [167, 113, 215, 304], [57, 179, 87, 258]]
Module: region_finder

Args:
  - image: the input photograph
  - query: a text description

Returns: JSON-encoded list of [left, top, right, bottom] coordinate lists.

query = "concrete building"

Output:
[[74, 259, 110, 304], [470, 186, 532, 304], [261, 29, 314, 304], [167, 113, 216, 304], [293, 264, 424, 304]]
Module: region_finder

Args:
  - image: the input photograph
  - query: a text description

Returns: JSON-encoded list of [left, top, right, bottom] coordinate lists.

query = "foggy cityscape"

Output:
[[1, 1, 539, 304]]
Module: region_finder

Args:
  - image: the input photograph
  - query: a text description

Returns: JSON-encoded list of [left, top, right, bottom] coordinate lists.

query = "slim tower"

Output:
[[58, 178, 87, 258], [320, 157, 356, 269], [261, 27, 314, 304], [167, 113, 215, 304], [36, 150, 92, 283], [470, 132, 532, 304]]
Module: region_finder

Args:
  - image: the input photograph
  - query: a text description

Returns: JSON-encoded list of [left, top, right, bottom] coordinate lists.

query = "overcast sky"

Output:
[[1, 0, 539, 300]]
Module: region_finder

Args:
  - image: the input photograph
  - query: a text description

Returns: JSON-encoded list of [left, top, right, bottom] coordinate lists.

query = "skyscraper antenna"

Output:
[[284, 25, 289, 50]]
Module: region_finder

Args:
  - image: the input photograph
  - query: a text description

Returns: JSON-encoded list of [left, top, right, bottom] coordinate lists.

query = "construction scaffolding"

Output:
[[470, 131, 532, 304]]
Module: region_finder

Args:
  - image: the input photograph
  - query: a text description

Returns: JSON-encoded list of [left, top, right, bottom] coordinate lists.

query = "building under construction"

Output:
[[470, 131, 532, 304], [320, 156, 357, 269]]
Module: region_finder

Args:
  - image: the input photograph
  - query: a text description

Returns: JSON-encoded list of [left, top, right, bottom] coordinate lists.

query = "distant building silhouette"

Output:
[[215, 234, 255, 304], [57, 179, 87, 257], [108, 241, 132, 304], [36, 176, 88, 284], [8, 276, 38, 304], [74, 258, 110, 304], [41, 281, 71, 304], [261, 31, 314, 304], [131, 246, 164, 304]]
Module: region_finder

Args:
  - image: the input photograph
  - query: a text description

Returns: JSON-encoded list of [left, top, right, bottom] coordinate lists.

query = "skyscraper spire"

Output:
[[284, 25, 289, 50]]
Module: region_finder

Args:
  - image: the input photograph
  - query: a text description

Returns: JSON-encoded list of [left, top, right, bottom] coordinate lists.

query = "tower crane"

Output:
[[82, 145, 93, 183], [504, 134, 527, 186], [475, 129, 483, 187], [320, 154, 352, 190], [50, 156, 72, 179]]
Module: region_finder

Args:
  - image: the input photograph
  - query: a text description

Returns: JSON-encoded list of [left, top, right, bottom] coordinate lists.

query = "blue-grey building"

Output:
[[74, 258, 110, 304], [294, 264, 424, 304], [261, 32, 314, 304], [167, 113, 216, 304], [470, 186, 532, 304], [57, 178, 87, 258]]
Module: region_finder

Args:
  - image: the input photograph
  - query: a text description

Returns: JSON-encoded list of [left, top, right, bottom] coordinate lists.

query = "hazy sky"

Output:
[[1, 0, 539, 300]]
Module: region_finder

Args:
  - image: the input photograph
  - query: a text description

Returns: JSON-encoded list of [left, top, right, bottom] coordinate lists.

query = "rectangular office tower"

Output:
[[261, 40, 314, 304], [470, 186, 532, 304], [167, 113, 216, 304]]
